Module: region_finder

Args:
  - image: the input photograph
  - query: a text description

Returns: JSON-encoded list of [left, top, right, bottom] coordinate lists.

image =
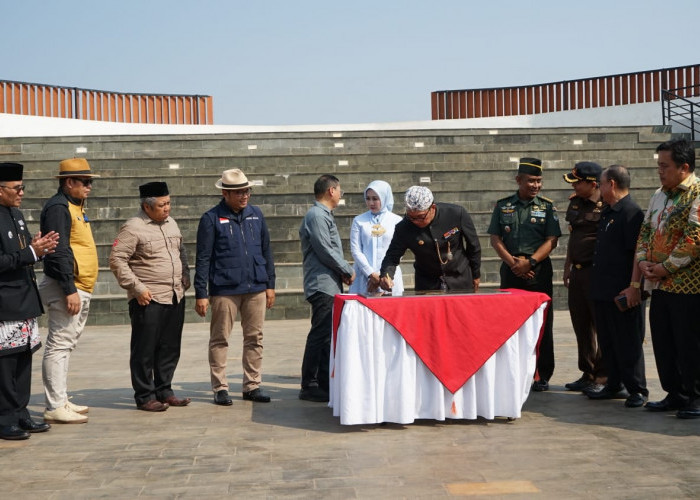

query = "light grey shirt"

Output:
[[299, 201, 353, 298]]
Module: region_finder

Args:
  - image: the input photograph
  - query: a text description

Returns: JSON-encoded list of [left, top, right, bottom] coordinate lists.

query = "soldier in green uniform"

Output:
[[488, 157, 561, 391], [562, 162, 607, 392]]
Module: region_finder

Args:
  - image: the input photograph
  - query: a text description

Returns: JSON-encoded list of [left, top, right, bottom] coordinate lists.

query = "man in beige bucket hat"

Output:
[[194, 169, 276, 405], [40, 158, 99, 424]]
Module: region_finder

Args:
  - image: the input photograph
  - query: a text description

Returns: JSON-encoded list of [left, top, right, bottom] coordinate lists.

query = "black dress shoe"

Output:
[[676, 407, 700, 419], [645, 395, 685, 412], [531, 380, 549, 392], [214, 390, 233, 406], [624, 393, 648, 408], [565, 377, 592, 392], [298, 387, 329, 402], [586, 384, 624, 400], [18, 418, 51, 433], [0, 425, 30, 440], [242, 388, 271, 403]]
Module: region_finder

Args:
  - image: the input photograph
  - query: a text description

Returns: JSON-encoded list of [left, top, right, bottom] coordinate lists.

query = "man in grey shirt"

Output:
[[299, 175, 355, 402]]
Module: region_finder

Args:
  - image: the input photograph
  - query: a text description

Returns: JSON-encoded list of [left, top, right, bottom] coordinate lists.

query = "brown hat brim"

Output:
[[55, 170, 101, 178]]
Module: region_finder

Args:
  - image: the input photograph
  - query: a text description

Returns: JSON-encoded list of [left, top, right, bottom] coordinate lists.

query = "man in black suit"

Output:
[[0, 162, 59, 440], [585, 165, 648, 408]]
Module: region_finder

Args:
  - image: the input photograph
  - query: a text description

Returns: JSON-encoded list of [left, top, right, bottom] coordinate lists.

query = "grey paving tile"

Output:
[[1, 312, 699, 498]]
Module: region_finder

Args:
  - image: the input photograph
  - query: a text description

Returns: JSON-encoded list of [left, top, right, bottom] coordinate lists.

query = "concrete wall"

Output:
[[0, 101, 664, 138]]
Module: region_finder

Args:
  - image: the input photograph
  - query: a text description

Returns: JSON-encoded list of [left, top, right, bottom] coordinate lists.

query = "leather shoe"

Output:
[[585, 384, 624, 400], [624, 393, 648, 408], [645, 395, 685, 412], [0, 425, 30, 440], [531, 380, 549, 392], [242, 388, 271, 403], [137, 400, 169, 412], [159, 395, 191, 407], [18, 418, 51, 433], [676, 407, 700, 419], [565, 377, 592, 392], [214, 390, 233, 406], [299, 387, 329, 402]]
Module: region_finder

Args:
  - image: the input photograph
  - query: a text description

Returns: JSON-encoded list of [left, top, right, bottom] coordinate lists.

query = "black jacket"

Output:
[[0, 205, 43, 324], [380, 202, 481, 291]]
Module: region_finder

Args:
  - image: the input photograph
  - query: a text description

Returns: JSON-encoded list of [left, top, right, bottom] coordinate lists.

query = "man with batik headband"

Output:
[[40, 158, 99, 424], [488, 157, 561, 392], [110, 182, 191, 412], [379, 185, 481, 293], [0, 162, 59, 439]]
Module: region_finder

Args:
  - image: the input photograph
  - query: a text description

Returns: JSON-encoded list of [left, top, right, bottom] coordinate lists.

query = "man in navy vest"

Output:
[[195, 169, 276, 406]]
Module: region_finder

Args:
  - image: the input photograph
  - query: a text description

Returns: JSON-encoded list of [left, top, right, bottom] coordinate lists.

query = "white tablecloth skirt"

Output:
[[330, 300, 546, 425]]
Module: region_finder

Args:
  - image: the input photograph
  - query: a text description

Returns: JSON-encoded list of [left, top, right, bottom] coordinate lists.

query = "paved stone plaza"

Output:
[[2, 311, 699, 499]]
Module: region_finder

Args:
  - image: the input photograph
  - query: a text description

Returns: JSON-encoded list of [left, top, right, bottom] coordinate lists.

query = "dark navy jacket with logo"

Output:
[[194, 199, 275, 298]]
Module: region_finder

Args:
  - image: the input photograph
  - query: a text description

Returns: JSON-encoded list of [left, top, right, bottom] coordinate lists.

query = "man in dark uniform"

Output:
[[488, 158, 561, 391], [586, 165, 648, 408], [562, 162, 607, 392], [379, 186, 481, 293], [0, 162, 58, 440]]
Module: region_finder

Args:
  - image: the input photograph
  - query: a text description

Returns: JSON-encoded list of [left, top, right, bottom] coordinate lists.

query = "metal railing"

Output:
[[432, 64, 700, 121], [0, 79, 214, 124], [662, 84, 700, 140]]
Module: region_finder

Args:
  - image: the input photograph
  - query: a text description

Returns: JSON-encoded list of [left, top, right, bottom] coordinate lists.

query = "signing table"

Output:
[[330, 289, 550, 425]]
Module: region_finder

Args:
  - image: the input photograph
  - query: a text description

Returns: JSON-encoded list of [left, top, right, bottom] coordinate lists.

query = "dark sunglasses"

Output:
[[72, 178, 94, 186]]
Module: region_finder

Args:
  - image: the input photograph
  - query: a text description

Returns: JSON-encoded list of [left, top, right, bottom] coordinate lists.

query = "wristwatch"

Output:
[[630, 281, 641, 289], [528, 257, 537, 268]]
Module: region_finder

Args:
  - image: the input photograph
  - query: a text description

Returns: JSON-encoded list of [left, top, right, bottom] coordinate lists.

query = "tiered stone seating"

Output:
[[0, 125, 674, 324]]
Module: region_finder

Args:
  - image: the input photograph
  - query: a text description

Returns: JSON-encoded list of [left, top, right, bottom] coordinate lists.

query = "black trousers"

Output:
[[129, 297, 185, 405], [301, 292, 334, 392], [568, 266, 605, 381], [500, 258, 555, 382], [0, 348, 32, 426], [593, 300, 647, 396], [649, 290, 700, 408]]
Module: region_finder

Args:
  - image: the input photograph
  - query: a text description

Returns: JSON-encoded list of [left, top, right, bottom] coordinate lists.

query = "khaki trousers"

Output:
[[39, 276, 92, 411], [209, 292, 266, 393]]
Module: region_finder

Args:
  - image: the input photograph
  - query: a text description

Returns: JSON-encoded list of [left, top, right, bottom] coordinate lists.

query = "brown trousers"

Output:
[[209, 292, 266, 392]]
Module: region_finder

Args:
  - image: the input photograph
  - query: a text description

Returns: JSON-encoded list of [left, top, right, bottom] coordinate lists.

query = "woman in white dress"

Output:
[[348, 180, 404, 295]]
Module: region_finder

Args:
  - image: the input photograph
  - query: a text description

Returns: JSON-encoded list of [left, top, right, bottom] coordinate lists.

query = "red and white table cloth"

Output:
[[330, 290, 550, 425]]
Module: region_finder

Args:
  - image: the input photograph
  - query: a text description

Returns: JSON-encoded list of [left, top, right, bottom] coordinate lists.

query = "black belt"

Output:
[[572, 262, 592, 270]]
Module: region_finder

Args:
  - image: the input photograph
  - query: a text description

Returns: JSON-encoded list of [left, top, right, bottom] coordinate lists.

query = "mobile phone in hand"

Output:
[[614, 294, 629, 312]]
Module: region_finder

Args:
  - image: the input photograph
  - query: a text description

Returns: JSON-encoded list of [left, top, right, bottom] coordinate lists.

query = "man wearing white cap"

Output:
[[195, 169, 276, 406], [40, 158, 99, 424], [379, 186, 481, 292]]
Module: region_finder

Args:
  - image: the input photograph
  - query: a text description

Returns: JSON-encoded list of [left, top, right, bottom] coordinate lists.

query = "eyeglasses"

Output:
[[229, 189, 251, 197], [0, 184, 26, 193], [72, 178, 94, 186], [405, 208, 432, 221], [331, 186, 344, 197]]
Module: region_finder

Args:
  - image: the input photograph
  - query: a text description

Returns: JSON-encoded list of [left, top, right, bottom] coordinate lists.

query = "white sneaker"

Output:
[[44, 405, 88, 424], [66, 400, 89, 415]]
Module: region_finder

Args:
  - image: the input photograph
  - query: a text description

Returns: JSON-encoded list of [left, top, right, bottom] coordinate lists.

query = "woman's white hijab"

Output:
[[365, 180, 394, 216]]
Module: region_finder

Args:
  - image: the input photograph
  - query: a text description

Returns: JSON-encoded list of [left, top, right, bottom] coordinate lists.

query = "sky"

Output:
[[2, 1, 698, 126]]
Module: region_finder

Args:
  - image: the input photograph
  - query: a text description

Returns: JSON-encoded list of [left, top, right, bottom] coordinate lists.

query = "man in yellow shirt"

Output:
[[40, 158, 99, 424]]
